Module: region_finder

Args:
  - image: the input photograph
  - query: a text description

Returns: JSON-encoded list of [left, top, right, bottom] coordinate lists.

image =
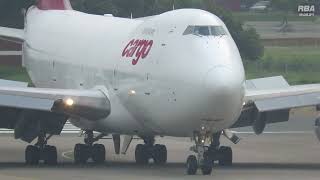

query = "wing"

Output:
[[232, 76, 320, 134], [0, 27, 24, 43], [0, 79, 110, 142]]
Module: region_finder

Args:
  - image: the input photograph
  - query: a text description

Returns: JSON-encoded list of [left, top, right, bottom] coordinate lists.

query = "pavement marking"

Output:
[[0, 174, 39, 180], [233, 131, 314, 134], [62, 150, 74, 160], [0, 51, 22, 56]]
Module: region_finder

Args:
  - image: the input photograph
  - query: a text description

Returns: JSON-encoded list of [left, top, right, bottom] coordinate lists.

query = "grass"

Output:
[[0, 66, 31, 83], [245, 46, 320, 85], [232, 11, 318, 22], [263, 46, 320, 62]]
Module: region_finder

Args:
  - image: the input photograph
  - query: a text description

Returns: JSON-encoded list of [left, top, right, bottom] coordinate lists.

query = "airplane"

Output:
[[0, 0, 319, 175]]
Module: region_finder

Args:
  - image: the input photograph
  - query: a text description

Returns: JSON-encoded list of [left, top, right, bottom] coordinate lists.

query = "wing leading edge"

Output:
[[0, 80, 111, 142], [0, 85, 111, 120], [232, 76, 320, 134], [0, 27, 24, 43]]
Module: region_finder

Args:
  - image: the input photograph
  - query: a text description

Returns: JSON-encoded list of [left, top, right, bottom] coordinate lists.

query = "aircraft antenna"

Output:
[[172, 0, 175, 10]]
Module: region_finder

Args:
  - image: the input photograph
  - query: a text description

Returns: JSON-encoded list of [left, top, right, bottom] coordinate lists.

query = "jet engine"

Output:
[[252, 112, 267, 135]]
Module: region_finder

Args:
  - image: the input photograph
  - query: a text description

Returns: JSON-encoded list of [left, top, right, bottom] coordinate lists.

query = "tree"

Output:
[[238, 28, 264, 60], [0, 0, 34, 28]]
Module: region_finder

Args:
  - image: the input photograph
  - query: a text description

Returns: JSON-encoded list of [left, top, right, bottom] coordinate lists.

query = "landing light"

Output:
[[65, 98, 74, 106], [129, 90, 136, 95]]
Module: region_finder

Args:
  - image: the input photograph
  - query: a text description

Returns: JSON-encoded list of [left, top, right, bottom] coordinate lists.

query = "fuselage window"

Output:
[[183, 25, 226, 36]]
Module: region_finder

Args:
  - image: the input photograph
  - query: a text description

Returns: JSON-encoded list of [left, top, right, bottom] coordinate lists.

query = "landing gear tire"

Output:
[[186, 155, 198, 175], [74, 144, 90, 164], [43, 145, 57, 165], [153, 144, 167, 165], [135, 143, 168, 165], [92, 144, 106, 163], [218, 146, 232, 166], [25, 145, 40, 165], [201, 158, 213, 175], [135, 144, 149, 165], [74, 131, 107, 164], [25, 133, 58, 165]]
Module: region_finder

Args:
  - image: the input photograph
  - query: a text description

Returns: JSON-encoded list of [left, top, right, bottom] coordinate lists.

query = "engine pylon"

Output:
[[315, 117, 320, 141]]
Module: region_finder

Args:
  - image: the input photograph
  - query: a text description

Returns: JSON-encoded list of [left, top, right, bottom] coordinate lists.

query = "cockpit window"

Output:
[[195, 26, 210, 36], [210, 26, 226, 36], [183, 25, 227, 36]]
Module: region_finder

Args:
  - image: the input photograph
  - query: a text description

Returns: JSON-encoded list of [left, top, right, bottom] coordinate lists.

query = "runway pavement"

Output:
[[0, 112, 319, 179], [0, 132, 320, 180]]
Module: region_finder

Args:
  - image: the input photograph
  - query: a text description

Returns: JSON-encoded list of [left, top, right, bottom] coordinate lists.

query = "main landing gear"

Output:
[[74, 130, 106, 164], [186, 131, 233, 175], [25, 133, 57, 165], [135, 137, 167, 165]]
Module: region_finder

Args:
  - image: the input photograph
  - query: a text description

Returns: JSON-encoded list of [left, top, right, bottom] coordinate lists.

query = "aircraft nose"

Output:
[[203, 66, 244, 116], [204, 66, 242, 95]]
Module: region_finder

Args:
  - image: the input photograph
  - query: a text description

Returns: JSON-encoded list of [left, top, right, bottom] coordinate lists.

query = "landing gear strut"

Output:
[[25, 133, 57, 165], [208, 132, 233, 166], [135, 137, 167, 165], [74, 130, 106, 164], [186, 131, 233, 175]]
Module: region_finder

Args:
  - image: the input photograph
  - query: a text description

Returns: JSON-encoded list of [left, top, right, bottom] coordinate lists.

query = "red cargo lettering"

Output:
[[122, 39, 153, 65]]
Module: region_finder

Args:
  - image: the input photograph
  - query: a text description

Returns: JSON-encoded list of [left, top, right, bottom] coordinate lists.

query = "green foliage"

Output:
[[72, 0, 118, 15], [0, 66, 31, 83], [238, 28, 264, 60], [0, 0, 34, 28]]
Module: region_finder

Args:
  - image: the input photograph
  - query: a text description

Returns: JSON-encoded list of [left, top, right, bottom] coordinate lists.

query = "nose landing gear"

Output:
[[186, 131, 233, 175], [186, 132, 213, 175]]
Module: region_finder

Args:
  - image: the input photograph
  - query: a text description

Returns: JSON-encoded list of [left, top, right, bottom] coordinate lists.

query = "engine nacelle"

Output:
[[252, 112, 267, 135]]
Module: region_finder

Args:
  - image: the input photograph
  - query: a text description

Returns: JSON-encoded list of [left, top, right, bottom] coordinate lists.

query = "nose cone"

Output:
[[203, 66, 244, 121], [204, 66, 243, 95]]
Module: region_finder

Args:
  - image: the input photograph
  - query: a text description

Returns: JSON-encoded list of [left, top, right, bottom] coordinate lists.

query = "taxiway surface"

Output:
[[0, 132, 320, 180]]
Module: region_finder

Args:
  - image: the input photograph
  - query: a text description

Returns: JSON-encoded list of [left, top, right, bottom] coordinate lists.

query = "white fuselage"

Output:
[[23, 7, 246, 137]]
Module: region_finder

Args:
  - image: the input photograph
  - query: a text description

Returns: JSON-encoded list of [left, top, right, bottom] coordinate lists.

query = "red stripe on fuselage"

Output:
[[37, 0, 70, 10]]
